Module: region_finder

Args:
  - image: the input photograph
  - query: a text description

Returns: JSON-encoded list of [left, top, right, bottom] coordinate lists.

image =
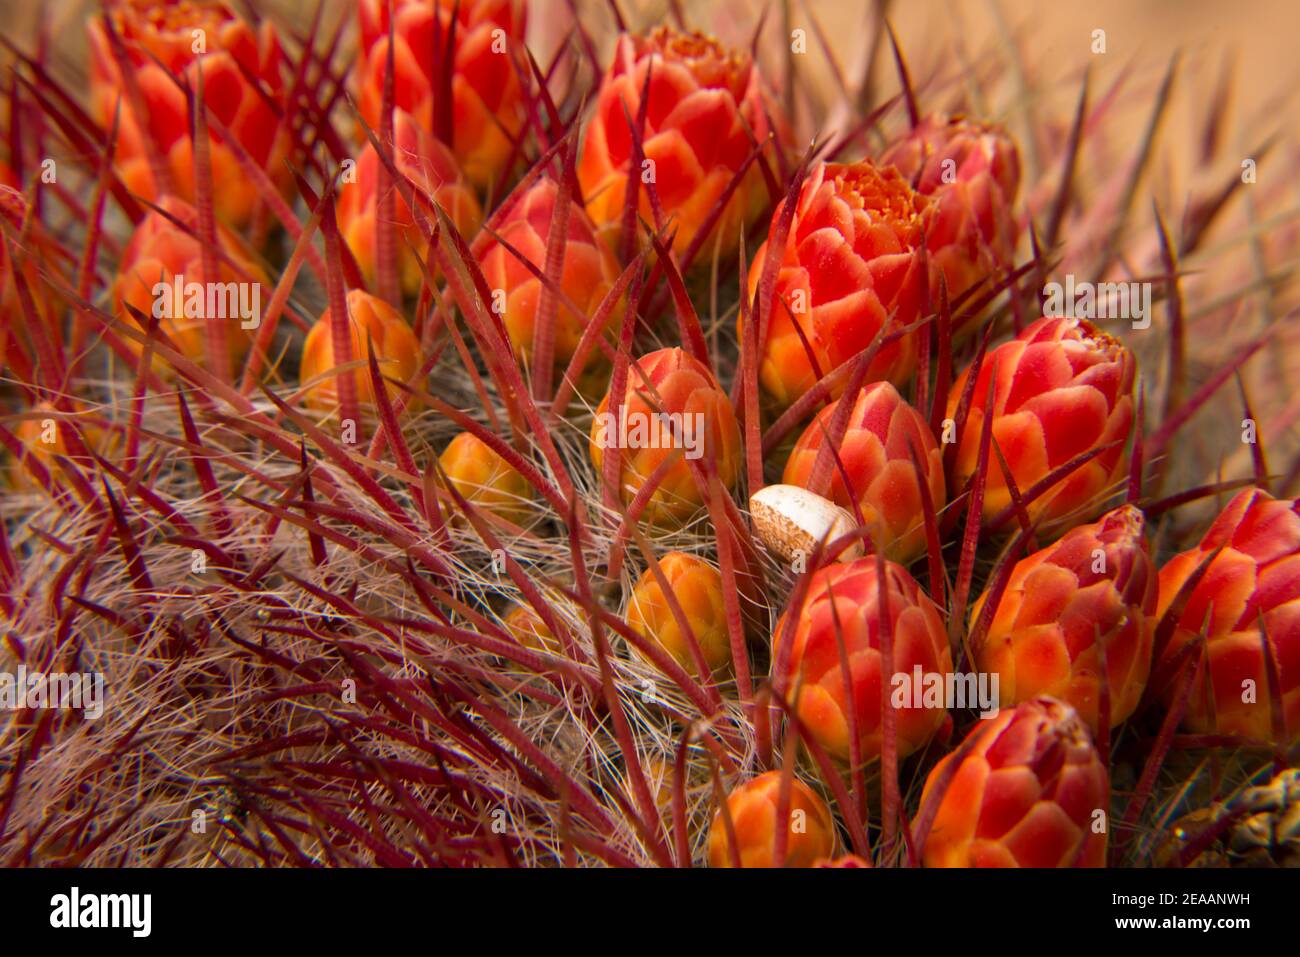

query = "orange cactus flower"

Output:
[[474, 177, 623, 392], [812, 854, 870, 867], [112, 196, 267, 373], [503, 603, 558, 653], [437, 431, 532, 526], [782, 381, 945, 563], [1154, 489, 1300, 745], [7, 403, 104, 492], [337, 109, 482, 298], [578, 25, 784, 262], [971, 504, 1158, 731], [589, 347, 741, 525], [356, 0, 526, 191], [707, 771, 838, 867], [948, 316, 1136, 533], [745, 161, 931, 411], [0, 172, 59, 369], [773, 557, 952, 763], [881, 113, 1021, 329], [88, 0, 290, 230], [299, 289, 422, 413], [918, 696, 1109, 867], [626, 551, 731, 678]]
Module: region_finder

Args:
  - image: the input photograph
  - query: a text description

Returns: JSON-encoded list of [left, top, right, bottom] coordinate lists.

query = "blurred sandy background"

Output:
[[15, 0, 1298, 191]]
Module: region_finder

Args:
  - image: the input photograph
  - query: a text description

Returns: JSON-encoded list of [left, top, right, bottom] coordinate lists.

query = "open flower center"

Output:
[[112, 0, 232, 36], [637, 26, 750, 94], [830, 163, 919, 217], [0, 185, 27, 231]]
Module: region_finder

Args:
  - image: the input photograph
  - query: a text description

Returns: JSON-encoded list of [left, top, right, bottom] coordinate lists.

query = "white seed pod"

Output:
[[749, 484, 863, 565]]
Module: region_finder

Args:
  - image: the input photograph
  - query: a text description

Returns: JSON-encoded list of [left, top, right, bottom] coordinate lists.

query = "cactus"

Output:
[[948, 316, 1137, 534], [355, 0, 528, 191], [773, 557, 952, 763], [707, 770, 837, 867], [589, 347, 742, 526], [970, 504, 1158, 730], [0, 0, 1295, 873]]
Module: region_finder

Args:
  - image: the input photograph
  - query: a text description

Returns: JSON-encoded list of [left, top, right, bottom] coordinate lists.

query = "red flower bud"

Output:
[[299, 289, 422, 413], [1155, 489, 1300, 745], [948, 316, 1136, 533], [918, 696, 1109, 867], [113, 196, 268, 373], [357, 0, 527, 191], [579, 25, 785, 262], [89, 0, 291, 229], [337, 109, 482, 298], [746, 161, 931, 410], [773, 557, 952, 762], [589, 347, 741, 525], [475, 177, 622, 390], [707, 771, 838, 867], [782, 381, 945, 563], [881, 114, 1021, 330], [972, 504, 1158, 730]]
